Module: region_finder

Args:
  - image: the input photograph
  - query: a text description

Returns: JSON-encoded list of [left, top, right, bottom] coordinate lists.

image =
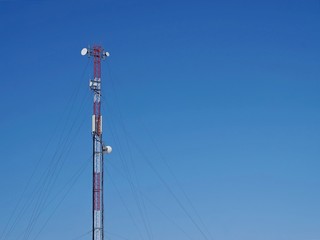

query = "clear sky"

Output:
[[0, 0, 320, 240]]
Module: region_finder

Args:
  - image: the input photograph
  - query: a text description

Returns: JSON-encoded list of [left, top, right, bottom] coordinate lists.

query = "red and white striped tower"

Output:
[[81, 45, 112, 240]]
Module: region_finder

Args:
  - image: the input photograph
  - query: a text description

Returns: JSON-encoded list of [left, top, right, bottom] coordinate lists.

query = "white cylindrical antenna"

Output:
[[103, 145, 112, 154], [81, 48, 88, 56]]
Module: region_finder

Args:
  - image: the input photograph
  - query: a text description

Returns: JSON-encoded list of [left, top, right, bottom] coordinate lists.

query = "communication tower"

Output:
[[81, 45, 112, 240]]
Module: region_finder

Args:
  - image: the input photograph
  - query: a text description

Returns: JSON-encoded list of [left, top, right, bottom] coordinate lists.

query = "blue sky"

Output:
[[1, 0, 320, 240]]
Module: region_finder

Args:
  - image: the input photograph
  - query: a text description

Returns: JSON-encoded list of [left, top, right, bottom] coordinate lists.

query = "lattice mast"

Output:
[[81, 45, 112, 240]]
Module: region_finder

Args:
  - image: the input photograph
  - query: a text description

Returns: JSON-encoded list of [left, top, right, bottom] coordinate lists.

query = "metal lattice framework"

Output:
[[82, 45, 111, 240], [92, 45, 103, 240]]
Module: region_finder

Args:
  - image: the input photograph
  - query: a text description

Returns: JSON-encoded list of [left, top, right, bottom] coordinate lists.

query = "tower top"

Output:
[[81, 46, 110, 59]]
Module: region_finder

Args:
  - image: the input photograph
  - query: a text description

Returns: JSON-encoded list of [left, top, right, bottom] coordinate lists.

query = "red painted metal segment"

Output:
[[93, 45, 102, 136]]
